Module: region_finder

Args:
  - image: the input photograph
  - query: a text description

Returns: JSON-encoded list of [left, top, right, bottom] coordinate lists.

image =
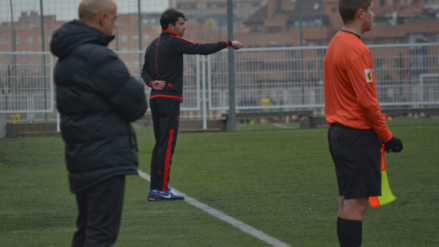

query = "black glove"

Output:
[[384, 137, 403, 153]]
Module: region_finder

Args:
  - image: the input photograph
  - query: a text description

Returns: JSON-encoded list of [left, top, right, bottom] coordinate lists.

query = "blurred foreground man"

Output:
[[141, 9, 244, 201], [50, 0, 147, 246], [324, 0, 403, 246]]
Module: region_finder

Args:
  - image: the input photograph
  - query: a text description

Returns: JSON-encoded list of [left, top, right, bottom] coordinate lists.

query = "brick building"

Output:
[[169, 0, 266, 24], [239, 0, 439, 47]]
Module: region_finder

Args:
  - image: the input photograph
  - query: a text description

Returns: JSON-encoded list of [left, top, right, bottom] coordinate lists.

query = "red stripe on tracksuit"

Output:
[[150, 95, 183, 101], [163, 129, 174, 191]]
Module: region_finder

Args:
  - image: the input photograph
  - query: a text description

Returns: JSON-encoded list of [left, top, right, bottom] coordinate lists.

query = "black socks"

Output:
[[337, 217, 342, 245], [338, 219, 362, 247]]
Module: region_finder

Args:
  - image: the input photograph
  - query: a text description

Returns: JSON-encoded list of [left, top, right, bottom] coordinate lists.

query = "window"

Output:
[[132, 35, 138, 41], [332, 7, 337, 15], [395, 37, 404, 44], [375, 38, 385, 44], [434, 34, 439, 43], [380, 0, 385, 6], [27, 64, 33, 69], [409, 33, 427, 44], [0, 38, 2, 44], [48, 37, 51, 43], [27, 37, 33, 44], [434, 53, 439, 64], [314, 19, 322, 27], [16, 64, 21, 69], [266, 26, 282, 33], [0, 64, 3, 69], [121, 35, 127, 42], [4, 38, 9, 44], [143, 34, 150, 41], [38, 37, 42, 43], [121, 48, 128, 52], [307, 41, 316, 47], [307, 61, 315, 70], [16, 37, 20, 44], [395, 57, 404, 68]]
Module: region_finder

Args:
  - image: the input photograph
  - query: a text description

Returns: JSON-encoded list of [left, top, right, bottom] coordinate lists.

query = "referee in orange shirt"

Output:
[[324, 1, 403, 246]]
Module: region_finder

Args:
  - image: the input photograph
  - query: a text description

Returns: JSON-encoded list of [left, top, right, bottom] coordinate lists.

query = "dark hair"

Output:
[[338, 0, 372, 23], [160, 9, 187, 30]]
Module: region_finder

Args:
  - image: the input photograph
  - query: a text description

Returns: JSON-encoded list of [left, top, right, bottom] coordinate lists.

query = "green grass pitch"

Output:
[[0, 127, 438, 246]]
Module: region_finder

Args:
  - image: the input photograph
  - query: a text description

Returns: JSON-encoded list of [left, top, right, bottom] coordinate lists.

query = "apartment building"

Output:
[[239, 0, 439, 47]]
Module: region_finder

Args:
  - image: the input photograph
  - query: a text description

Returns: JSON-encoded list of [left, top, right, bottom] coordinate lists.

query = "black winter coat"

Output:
[[50, 20, 147, 193]]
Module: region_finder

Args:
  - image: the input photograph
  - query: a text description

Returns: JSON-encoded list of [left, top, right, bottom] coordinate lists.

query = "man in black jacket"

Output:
[[50, 0, 147, 246], [142, 9, 244, 201]]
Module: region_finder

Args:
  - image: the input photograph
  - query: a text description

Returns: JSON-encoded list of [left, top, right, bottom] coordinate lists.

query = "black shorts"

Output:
[[328, 123, 382, 199]]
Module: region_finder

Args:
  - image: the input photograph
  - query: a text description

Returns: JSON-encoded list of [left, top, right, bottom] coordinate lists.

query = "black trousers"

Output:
[[149, 98, 180, 191], [72, 176, 125, 247]]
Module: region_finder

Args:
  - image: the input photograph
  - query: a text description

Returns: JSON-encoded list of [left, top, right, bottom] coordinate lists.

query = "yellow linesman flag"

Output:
[[369, 144, 397, 207]]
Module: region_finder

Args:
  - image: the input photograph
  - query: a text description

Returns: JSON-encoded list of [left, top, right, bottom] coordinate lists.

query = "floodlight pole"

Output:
[[40, 0, 48, 121], [227, 0, 236, 132]]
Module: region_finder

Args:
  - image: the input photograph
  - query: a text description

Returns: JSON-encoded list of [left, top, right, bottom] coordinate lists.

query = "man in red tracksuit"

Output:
[[141, 9, 244, 201]]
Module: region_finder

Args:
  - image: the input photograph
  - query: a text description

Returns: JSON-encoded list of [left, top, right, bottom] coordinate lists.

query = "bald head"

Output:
[[78, 0, 117, 36], [79, 0, 116, 24]]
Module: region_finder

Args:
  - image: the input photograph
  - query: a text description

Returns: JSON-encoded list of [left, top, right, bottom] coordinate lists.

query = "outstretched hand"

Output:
[[231, 41, 245, 50], [152, 80, 165, 90]]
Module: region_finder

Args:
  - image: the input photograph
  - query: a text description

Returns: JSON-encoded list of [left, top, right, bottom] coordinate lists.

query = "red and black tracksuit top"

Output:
[[141, 30, 231, 102]]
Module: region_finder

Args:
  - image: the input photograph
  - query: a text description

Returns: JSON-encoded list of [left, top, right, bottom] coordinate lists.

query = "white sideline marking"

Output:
[[137, 169, 291, 247], [273, 124, 298, 130]]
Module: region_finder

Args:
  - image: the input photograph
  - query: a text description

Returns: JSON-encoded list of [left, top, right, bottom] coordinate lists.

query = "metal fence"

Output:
[[209, 43, 439, 111], [1, 43, 439, 120], [0, 51, 54, 114]]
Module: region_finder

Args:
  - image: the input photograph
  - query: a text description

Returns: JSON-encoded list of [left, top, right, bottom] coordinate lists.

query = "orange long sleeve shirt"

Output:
[[324, 31, 392, 142]]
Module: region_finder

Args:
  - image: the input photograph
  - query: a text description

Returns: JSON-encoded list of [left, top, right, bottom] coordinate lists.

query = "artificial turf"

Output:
[[0, 126, 438, 246]]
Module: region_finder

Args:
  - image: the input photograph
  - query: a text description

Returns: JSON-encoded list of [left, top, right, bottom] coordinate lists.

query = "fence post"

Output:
[[196, 55, 201, 110], [227, 0, 236, 132], [137, 0, 142, 82], [299, 0, 305, 106], [40, 0, 48, 121], [202, 56, 207, 129]]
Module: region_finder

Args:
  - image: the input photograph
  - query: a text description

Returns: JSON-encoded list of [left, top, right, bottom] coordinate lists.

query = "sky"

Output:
[[0, 0, 169, 23]]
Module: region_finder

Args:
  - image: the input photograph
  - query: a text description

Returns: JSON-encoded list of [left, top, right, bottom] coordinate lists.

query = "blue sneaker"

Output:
[[147, 189, 184, 201]]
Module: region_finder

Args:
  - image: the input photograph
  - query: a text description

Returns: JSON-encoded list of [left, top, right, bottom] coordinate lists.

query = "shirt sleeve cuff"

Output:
[[150, 81, 154, 87]]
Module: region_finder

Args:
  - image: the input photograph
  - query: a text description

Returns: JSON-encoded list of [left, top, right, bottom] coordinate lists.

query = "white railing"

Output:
[[1, 43, 438, 121], [0, 51, 54, 113]]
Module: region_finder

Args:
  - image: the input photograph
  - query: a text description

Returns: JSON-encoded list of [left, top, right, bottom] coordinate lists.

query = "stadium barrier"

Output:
[[1, 43, 439, 133]]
